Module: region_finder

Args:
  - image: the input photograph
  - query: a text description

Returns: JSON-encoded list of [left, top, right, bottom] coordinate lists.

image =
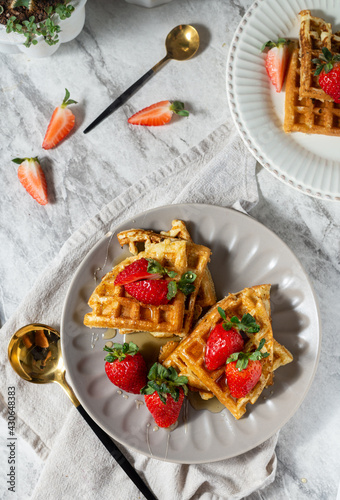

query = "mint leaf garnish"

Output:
[[218, 309, 260, 334], [226, 338, 269, 371], [167, 281, 177, 300], [147, 258, 178, 278]]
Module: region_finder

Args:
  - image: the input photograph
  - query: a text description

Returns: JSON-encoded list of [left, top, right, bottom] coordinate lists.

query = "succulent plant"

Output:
[[4, 1, 75, 48], [10, 0, 34, 9]]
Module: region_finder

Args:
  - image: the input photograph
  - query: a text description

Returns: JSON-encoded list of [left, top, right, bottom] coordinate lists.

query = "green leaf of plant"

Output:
[[217, 306, 227, 321], [146, 363, 158, 381], [322, 47, 332, 60], [11, 0, 31, 8], [177, 282, 195, 295], [166, 270, 177, 278], [170, 101, 189, 117], [181, 271, 196, 283], [324, 62, 333, 74], [167, 281, 177, 300], [155, 363, 169, 380], [314, 65, 324, 76]]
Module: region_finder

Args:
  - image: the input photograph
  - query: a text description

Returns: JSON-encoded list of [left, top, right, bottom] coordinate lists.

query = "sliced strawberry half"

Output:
[[13, 157, 48, 205], [115, 258, 158, 285], [127, 100, 189, 126], [124, 279, 170, 306], [42, 88, 77, 149], [261, 38, 290, 92]]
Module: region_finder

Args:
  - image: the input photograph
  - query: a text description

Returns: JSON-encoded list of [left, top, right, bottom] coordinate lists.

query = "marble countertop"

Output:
[[1, 0, 340, 499]]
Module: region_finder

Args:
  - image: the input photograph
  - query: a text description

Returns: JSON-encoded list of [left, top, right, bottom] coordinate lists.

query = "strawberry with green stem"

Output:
[[128, 100, 189, 126], [104, 342, 147, 394], [205, 307, 260, 371], [225, 338, 269, 398], [42, 88, 77, 149], [12, 156, 48, 205], [141, 363, 188, 428], [261, 38, 290, 92], [115, 258, 177, 286], [124, 270, 197, 306], [313, 47, 340, 103]]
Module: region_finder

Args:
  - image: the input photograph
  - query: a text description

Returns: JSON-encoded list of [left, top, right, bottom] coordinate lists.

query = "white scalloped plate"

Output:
[[227, 0, 340, 201], [61, 204, 321, 463]]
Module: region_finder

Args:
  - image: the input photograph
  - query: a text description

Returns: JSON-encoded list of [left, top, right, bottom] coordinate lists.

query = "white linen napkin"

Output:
[[0, 123, 277, 500]]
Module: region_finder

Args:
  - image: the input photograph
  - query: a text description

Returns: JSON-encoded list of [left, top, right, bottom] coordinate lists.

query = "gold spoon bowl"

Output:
[[8, 323, 79, 404], [8, 323, 158, 500]]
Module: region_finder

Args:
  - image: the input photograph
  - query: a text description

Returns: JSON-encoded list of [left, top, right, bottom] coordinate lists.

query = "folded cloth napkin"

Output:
[[0, 123, 277, 500]]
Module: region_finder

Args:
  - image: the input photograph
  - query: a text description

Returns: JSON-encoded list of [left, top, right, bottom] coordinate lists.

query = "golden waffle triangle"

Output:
[[84, 238, 211, 338], [284, 48, 340, 136], [299, 10, 340, 102], [117, 219, 216, 311], [161, 285, 293, 419]]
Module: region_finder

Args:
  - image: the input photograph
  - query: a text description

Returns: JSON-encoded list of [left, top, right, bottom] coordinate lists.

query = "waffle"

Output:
[[84, 238, 211, 338], [161, 285, 293, 419], [299, 10, 340, 102], [117, 220, 216, 310], [283, 48, 340, 136]]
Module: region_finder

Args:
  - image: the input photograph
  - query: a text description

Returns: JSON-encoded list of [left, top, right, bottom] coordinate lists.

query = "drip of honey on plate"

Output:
[[125, 331, 225, 414]]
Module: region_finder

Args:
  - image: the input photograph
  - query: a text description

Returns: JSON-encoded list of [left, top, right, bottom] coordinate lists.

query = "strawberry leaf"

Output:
[[226, 339, 269, 371], [103, 341, 139, 361], [170, 101, 189, 117], [61, 88, 77, 108], [12, 156, 39, 164], [140, 362, 188, 402], [260, 38, 290, 52]]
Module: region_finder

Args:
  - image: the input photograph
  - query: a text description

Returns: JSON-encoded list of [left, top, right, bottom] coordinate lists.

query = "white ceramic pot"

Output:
[[0, 0, 87, 57]]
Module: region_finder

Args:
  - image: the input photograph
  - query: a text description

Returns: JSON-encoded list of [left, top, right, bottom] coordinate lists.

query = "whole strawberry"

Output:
[[205, 307, 260, 371], [103, 342, 147, 394], [313, 47, 340, 103], [225, 338, 269, 398], [141, 363, 188, 428]]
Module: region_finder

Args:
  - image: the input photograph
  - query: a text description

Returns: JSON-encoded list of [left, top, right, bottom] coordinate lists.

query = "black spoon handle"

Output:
[[83, 54, 170, 134], [77, 405, 158, 500], [83, 68, 154, 134]]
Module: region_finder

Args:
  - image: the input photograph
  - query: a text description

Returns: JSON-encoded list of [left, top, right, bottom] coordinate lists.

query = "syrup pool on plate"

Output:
[[125, 330, 225, 414]]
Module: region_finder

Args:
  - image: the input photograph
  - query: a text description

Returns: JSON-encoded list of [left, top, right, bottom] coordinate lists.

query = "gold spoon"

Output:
[[8, 323, 158, 500], [83, 24, 200, 134]]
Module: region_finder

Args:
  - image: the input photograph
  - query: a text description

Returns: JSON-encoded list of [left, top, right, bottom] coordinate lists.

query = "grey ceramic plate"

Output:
[[61, 204, 321, 463]]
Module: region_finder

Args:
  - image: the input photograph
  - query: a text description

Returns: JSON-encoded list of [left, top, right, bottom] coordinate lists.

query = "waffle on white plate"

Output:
[[84, 225, 212, 338], [284, 10, 340, 136], [160, 284, 293, 419], [284, 48, 340, 136], [299, 10, 340, 102]]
